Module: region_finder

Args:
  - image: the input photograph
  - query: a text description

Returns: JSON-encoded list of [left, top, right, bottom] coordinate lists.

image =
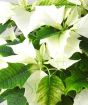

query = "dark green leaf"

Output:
[[29, 26, 59, 49], [0, 63, 30, 89], [70, 52, 81, 60], [65, 58, 88, 93], [6, 39, 20, 45], [0, 20, 13, 34], [56, 95, 73, 105], [0, 87, 27, 105], [79, 36, 88, 56], [0, 45, 15, 57]]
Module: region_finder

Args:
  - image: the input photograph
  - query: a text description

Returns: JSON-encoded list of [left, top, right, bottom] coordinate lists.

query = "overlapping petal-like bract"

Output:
[[11, 5, 64, 37], [0, 1, 64, 37], [73, 89, 88, 105], [74, 14, 88, 38], [24, 70, 47, 105], [0, 1, 13, 24], [3, 39, 36, 64]]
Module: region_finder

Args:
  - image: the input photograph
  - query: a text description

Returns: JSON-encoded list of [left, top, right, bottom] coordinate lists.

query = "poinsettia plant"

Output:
[[0, 0, 88, 105]]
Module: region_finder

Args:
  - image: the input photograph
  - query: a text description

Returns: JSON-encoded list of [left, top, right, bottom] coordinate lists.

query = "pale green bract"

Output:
[[68, 0, 88, 10]]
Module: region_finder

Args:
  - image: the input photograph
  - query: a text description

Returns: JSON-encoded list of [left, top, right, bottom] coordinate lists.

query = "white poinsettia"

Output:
[[73, 89, 88, 105], [0, 0, 65, 37], [41, 30, 80, 70], [0, 38, 49, 70], [0, 38, 36, 69], [11, 5, 64, 37], [24, 70, 47, 105], [40, 7, 81, 70]]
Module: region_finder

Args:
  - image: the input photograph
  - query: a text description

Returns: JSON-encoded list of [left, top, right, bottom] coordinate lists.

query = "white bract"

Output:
[[0, 1, 13, 24], [73, 89, 88, 105], [24, 70, 47, 105], [0, 0, 64, 37], [74, 14, 88, 38], [2, 39, 36, 64], [1, 39, 49, 70], [40, 7, 81, 70], [11, 5, 64, 37], [0, 100, 7, 105]]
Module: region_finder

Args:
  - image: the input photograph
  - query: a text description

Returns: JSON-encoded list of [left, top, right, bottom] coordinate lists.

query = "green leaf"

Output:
[[0, 63, 30, 89], [56, 95, 73, 105], [0, 87, 27, 105], [29, 26, 59, 49], [69, 52, 81, 60], [0, 45, 15, 57], [0, 20, 13, 34], [79, 36, 88, 56], [65, 57, 88, 93], [34, 0, 75, 7], [6, 39, 20, 45], [37, 75, 65, 105]]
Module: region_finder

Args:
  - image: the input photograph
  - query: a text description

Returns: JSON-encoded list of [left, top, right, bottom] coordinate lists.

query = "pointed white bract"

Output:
[[65, 7, 80, 26], [64, 31, 81, 58], [73, 89, 88, 105], [41, 30, 70, 59], [2, 39, 36, 64], [0, 1, 13, 24], [0, 100, 7, 105], [0, 1, 65, 37], [11, 6, 31, 37], [9, 39, 36, 58], [48, 58, 78, 70], [41, 30, 81, 70], [0, 38, 7, 45], [75, 14, 88, 38], [12, 5, 64, 37], [24, 70, 47, 105]]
